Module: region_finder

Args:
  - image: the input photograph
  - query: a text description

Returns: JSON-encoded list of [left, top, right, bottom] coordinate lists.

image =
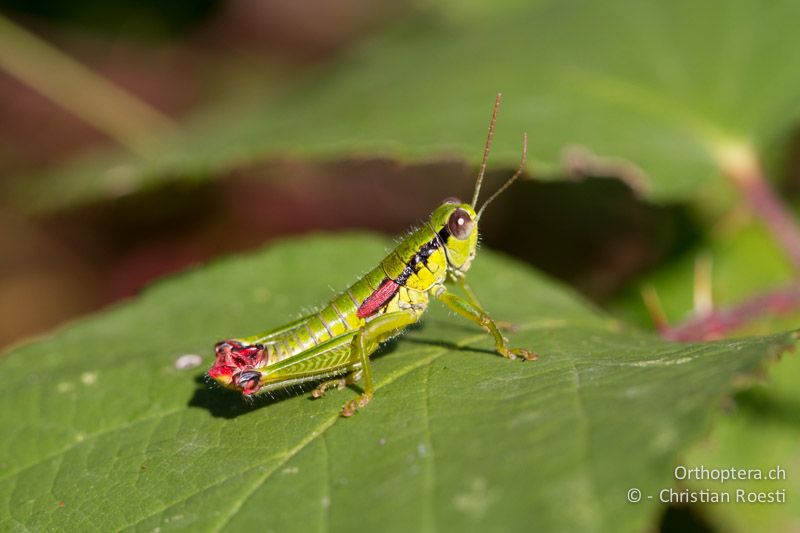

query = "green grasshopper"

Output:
[[208, 94, 536, 417]]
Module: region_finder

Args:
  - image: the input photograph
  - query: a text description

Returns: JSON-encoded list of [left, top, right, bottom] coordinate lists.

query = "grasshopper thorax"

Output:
[[429, 198, 479, 274]]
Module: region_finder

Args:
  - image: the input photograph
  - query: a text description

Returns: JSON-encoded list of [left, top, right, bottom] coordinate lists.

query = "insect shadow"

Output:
[[188, 375, 313, 419], [187, 338, 404, 419], [402, 318, 498, 355], [401, 336, 496, 356]]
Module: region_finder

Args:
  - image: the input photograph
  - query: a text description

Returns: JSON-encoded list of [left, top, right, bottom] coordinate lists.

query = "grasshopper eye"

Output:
[[443, 196, 461, 205], [447, 208, 473, 240]]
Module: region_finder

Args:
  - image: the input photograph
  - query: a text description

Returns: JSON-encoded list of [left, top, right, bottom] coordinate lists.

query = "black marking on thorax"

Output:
[[395, 226, 450, 287], [436, 226, 451, 244]]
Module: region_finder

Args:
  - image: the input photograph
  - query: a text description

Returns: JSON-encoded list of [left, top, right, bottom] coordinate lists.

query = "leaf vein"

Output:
[[421, 363, 435, 533], [0, 405, 186, 482]]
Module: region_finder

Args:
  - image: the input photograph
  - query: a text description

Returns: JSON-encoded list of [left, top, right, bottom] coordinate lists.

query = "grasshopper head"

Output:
[[208, 340, 265, 395], [430, 199, 479, 273]]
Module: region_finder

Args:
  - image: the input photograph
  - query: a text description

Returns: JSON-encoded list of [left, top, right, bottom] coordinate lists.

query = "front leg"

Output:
[[456, 278, 517, 331], [435, 286, 537, 361]]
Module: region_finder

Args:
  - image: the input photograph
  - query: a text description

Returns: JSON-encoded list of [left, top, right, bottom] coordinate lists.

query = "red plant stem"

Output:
[[724, 147, 800, 272], [663, 284, 800, 341], [660, 143, 800, 341]]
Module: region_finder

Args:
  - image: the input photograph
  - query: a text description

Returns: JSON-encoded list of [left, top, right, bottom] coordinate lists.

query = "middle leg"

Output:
[[339, 309, 419, 417]]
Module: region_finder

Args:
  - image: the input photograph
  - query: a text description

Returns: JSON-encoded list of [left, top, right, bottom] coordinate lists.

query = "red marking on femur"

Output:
[[357, 279, 400, 318]]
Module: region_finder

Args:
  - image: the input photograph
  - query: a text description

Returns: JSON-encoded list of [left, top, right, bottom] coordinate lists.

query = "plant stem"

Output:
[[0, 14, 176, 157], [717, 141, 800, 272], [659, 140, 800, 341], [663, 284, 800, 341]]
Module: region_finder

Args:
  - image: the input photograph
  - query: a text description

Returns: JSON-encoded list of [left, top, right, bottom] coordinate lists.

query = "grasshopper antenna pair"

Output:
[[471, 93, 529, 219]]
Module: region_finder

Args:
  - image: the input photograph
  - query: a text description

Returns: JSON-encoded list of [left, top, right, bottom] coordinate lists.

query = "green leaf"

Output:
[[682, 354, 800, 533], [610, 222, 800, 531], [14, 0, 800, 211], [0, 234, 793, 531]]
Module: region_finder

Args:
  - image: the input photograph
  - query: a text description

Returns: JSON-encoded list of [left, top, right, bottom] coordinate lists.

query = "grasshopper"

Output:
[[208, 94, 536, 417]]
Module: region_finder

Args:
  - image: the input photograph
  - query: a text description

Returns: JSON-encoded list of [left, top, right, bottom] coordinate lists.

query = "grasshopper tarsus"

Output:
[[341, 393, 372, 417], [506, 347, 538, 361]]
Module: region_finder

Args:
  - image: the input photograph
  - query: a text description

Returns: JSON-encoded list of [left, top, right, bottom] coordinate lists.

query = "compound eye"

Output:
[[447, 208, 473, 240], [442, 196, 462, 205]]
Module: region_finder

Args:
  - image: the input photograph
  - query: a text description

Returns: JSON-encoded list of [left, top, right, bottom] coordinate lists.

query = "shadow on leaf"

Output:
[[402, 335, 496, 356]]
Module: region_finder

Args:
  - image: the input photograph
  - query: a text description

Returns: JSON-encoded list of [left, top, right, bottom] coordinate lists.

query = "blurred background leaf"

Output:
[[612, 223, 797, 335], [7, 0, 800, 211]]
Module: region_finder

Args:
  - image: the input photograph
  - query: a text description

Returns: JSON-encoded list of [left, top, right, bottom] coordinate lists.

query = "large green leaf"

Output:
[[14, 0, 800, 211], [0, 234, 793, 531], [682, 354, 800, 533], [611, 221, 800, 531]]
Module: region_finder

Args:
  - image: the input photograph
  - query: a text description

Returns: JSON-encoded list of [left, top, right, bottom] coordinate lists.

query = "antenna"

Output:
[[477, 132, 527, 219], [471, 93, 502, 208]]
